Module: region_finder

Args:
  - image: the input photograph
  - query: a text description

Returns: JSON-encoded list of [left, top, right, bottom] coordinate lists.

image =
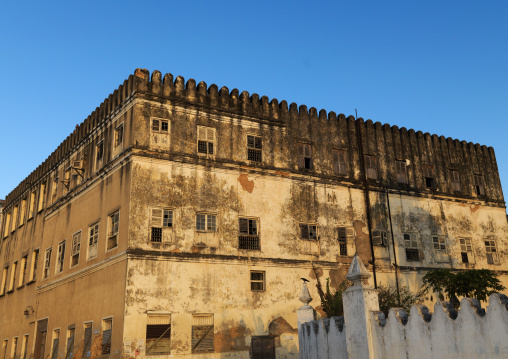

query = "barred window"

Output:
[[337, 227, 348, 256], [404, 234, 420, 261], [247, 135, 262, 162], [239, 218, 259, 250], [151, 209, 173, 243]]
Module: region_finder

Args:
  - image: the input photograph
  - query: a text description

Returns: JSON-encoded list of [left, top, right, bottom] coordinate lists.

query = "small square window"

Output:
[[432, 236, 446, 251], [250, 271, 265, 291]]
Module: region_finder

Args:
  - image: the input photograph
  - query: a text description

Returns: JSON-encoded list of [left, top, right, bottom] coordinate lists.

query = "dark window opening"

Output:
[[298, 144, 312, 170], [239, 218, 259, 250], [250, 271, 265, 291], [405, 249, 420, 261], [300, 224, 317, 240], [146, 324, 171, 355], [247, 136, 262, 162], [151, 228, 162, 243], [461, 252, 469, 263]]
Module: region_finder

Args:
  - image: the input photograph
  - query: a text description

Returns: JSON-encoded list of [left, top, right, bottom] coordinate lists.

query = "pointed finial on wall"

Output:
[[346, 254, 371, 285]]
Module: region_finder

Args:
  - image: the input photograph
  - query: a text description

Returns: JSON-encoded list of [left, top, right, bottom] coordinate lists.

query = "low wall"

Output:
[[299, 317, 347, 359], [298, 293, 508, 359]]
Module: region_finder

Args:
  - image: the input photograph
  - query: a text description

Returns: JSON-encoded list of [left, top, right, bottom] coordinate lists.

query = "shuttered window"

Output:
[[65, 328, 74, 359], [250, 271, 265, 291], [192, 315, 214, 353], [333, 150, 347, 175], [151, 209, 173, 242], [197, 126, 215, 155], [146, 315, 171, 355], [107, 211, 119, 250], [395, 160, 408, 184], [474, 174, 485, 196], [83, 323, 92, 357], [102, 319, 112, 355], [297, 143, 312, 170], [337, 227, 354, 256], [365, 155, 377, 179], [372, 230, 386, 246], [450, 170, 461, 191], [51, 330, 60, 359]]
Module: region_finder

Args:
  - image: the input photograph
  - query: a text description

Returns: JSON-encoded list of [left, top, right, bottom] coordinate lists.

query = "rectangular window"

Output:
[[146, 315, 171, 355], [9, 261, 17, 292], [83, 323, 92, 358], [88, 223, 99, 260], [38, 182, 46, 212], [485, 239, 498, 265], [71, 232, 81, 267], [114, 124, 124, 151], [239, 218, 259, 250], [1, 267, 8, 295], [95, 141, 104, 171], [3, 213, 10, 238], [196, 214, 217, 232], [433, 236, 446, 251], [450, 170, 461, 191], [474, 174, 485, 196], [43, 248, 52, 279], [65, 328, 74, 359], [107, 211, 119, 250], [20, 335, 28, 359], [2, 340, 7, 359], [152, 119, 169, 133], [11, 206, 18, 232], [71, 161, 83, 188], [29, 249, 39, 282], [63, 168, 71, 193], [333, 150, 347, 175], [19, 199, 26, 226], [191, 314, 214, 353], [56, 241, 66, 274], [297, 143, 312, 170], [338, 227, 348, 256], [395, 160, 408, 184], [51, 330, 60, 359], [101, 319, 112, 355], [365, 155, 378, 179], [150, 119, 170, 149], [51, 175, 58, 201], [150, 209, 173, 243], [197, 126, 215, 156], [404, 233, 420, 261], [460, 238, 474, 263], [423, 165, 436, 188], [250, 271, 265, 291], [300, 224, 318, 240], [247, 135, 262, 162], [11, 337, 17, 359], [29, 191, 36, 219], [372, 229, 387, 246], [35, 320, 48, 359], [19, 256, 27, 287]]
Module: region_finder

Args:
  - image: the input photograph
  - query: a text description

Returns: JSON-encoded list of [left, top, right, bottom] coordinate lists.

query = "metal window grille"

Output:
[[333, 150, 347, 175], [192, 315, 214, 353], [300, 224, 317, 240], [450, 170, 461, 191], [102, 319, 112, 355], [43, 249, 52, 278], [298, 144, 312, 169], [338, 227, 348, 256], [250, 271, 265, 291], [71, 232, 81, 267], [146, 315, 171, 355], [474, 174, 485, 195], [197, 126, 215, 155], [239, 218, 259, 250], [404, 234, 420, 261], [88, 224, 99, 259], [432, 236, 446, 251], [247, 136, 262, 162], [365, 155, 377, 179], [56, 241, 65, 273], [151, 228, 162, 243], [460, 238, 473, 263], [485, 239, 497, 264], [396, 160, 408, 184], [251, 336, 275, 359]]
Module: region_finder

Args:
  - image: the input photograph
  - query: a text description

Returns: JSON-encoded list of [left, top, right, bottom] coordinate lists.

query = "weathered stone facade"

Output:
[[0, 68, 507, 359]]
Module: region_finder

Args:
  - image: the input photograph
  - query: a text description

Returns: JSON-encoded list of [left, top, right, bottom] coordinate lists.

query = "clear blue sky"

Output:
[[1, 1, 507, 202]]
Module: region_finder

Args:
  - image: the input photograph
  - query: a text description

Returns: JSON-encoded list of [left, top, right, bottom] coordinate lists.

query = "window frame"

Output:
[[87, 223, 99, 260], [474, 174, 485, 196], [395, 160, 408, 184], [55, 241, 66, 274], [113, 123, 124, 154], [423, 165, 436, 188], [1, 266, 8, 295], [197, 126, 216, 157], [101, 317, 113, 355], [238, 217, 260, 250], [95, 140, 104, 172], [297, 143, 312, 170], [459, 237, 474, 264], [28, 249, 39, 283], [8, 261, 17, 292], [146, 314, 172, 355], [18, 255, 28, 288], [333, 149, 347, 176], [484, 239, 498, 265], [404, 233, 420, 261], [450, 169, 461, 192], [106, 211, 120, 251], [83, 322, 93, 358], [247, 135, 263, 162], [364, 155, 378, 179], [299, 223, 318, 241], [70, 231, 81, 268], [250, 271, 265, 292], [51, 329, 60, 359], [196, 213, 217, 233], [38, 182, 47, 213], [191, 314, 214, 353]]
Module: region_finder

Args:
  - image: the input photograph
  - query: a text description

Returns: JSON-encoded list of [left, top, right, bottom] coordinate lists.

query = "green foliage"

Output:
[[315, 277, 351, 317], [422, 268, 505, 305], [377, 284, 426, 317]]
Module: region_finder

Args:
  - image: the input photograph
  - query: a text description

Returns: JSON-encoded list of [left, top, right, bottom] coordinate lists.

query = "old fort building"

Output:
[[0, 68, 507, 359]]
